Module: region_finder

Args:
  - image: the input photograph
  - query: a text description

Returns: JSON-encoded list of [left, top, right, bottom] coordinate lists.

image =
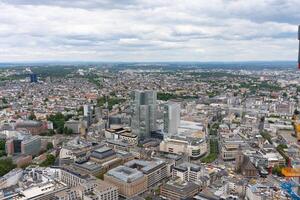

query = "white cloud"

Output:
[[0, 0, 298, 61]]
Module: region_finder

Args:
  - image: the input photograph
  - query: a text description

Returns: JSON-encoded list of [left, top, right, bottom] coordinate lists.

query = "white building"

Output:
[[0, 168, 23, 189], [160, 136, 207, 159], [163, 102, 180, 136], [160, 120, 208, 159], [172, 162, 205, 183]]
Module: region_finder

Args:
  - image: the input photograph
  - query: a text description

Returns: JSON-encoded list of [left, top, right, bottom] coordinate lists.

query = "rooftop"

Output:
[[125, 159, 166, 174], [106, 165, 144, 183]]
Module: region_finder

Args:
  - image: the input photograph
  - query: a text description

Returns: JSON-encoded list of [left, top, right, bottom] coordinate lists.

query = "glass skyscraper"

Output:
[[131, 90, 157, 140]]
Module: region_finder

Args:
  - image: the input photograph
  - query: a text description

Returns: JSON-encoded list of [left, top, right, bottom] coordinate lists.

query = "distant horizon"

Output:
[[0, 60, 297, 64]]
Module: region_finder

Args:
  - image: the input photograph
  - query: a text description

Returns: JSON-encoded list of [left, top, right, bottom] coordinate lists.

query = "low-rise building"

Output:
[[160, 136, 207, 159], [79, 179, 119, 200], [21, 135, 41, 156], [160, 179, 200, 200], [125, 159, 168, 188], [90, 147, 116, 164], [172, 162, 205, 183], [104, 166, 147, 199]]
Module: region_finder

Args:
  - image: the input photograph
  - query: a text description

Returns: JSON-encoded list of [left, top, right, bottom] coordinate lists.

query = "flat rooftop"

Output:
[[94, 146, 112, 153], [106, 165, 144, 183], [125, 159, 165, 174]]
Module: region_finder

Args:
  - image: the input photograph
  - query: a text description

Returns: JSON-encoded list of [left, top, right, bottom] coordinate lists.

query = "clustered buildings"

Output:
[[0, 66, 300, 199]]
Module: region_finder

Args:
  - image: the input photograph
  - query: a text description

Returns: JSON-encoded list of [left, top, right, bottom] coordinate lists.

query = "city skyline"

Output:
[[0, 0, 299, 62]]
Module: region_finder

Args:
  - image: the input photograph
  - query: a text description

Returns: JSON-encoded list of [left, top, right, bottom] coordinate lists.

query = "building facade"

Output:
[[159, 136, 207, 159], [163, 102, 180, 136], [104, 166, 147, 199], [131, 90, 157, 139], [21, 135, 41, 156]]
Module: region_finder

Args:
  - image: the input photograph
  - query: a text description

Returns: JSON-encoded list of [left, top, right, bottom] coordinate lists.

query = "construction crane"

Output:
[[281, 158, 300, 199]]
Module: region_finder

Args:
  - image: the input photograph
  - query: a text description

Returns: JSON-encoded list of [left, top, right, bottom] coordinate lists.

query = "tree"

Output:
[[0, 139, 6, 157], [272, 165, 283, 176], [97, 96, 125, 110], [63, 127, 73, 135], [46, 142, 53, 150], [40, 154, 56, 167], [0, 158, 16, 176], [47, 112, 73, 134]]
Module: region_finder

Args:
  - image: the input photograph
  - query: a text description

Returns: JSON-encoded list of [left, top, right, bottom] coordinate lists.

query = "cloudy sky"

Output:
[[0, 0, 299, 62]]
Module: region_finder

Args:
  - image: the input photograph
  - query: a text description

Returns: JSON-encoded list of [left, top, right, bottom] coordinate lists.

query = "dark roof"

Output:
[[242, 156, 257, 171]]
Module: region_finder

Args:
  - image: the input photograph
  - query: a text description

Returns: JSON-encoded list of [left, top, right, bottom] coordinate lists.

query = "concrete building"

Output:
[[0, 168, 23, 189], [221, 143, 239, 161], [90, 147, 116, 164], [72, 161, 102, 176], [64, 120, 83, 134], [59, 167, 94, 187], [104, 166, 147, 199], [15, 120, 47, 135], [160, 136, 207, 159], [160, 179, 200, 200], [131, 90, 157, 139], [172, 162, 204, 183], [163, 102, 180, 136], [125, 159, 168, 188], [245, 183, 282, 200], [119, 132, 138, 145], [79, 179, 118, 200]]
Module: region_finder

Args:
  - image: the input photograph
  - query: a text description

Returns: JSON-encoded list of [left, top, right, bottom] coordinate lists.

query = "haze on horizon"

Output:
[[0, 0, 299, 62]]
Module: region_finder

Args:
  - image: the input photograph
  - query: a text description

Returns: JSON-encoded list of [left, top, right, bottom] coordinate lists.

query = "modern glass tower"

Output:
[[131, 90, 157, 139], [163, 102, 180, 136]]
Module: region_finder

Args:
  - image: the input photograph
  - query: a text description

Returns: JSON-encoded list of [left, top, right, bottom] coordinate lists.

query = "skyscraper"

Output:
[[30, 74, 38, 83], [131, 90, 157, 139], [83, 104, 93, 126], [163, 102, 180, 136]]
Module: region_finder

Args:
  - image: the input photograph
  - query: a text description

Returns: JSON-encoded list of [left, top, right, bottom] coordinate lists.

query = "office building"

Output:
[[84, 104, 93, 127], [21, 135, 41, 156], [160, 136, 207, 159], [172, 162, 204, 183], [125, 159, 168, 188], [80, 179, 119, 200], [90, 146, 116, 164], [131, 90, 157, 139], [64, 120, 83, 134], [5, 139, 14, 155], [15, 120, 47, 135], [164, 102, 180, 136], [30, 74, 38, 83], [104, 166, 147, 198], [72, 161, 102, 176], [160, 180, 200, 200], [59, 167, 94, 187]]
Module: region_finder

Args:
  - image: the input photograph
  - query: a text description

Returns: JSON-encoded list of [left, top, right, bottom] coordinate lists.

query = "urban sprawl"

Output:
[[0, 64, 300, 200]]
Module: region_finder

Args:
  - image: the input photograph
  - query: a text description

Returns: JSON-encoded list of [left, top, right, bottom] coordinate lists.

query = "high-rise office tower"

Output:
[[83, 104, 93, 126], [163, 102, 180, 136], [131, 90, 157, 139], [30, 74, 38, 83]]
